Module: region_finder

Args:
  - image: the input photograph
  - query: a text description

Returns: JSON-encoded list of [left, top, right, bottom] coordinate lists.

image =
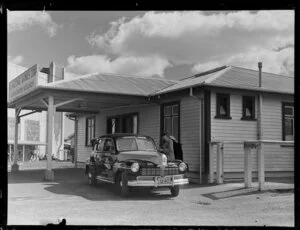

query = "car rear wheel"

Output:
[[88, 171, 96, 185], [115, 172, 129, 197], [170, 185, 180, 197]]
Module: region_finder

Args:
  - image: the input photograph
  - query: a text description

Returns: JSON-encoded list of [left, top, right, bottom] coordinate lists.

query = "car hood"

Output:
[[117, 151, 162, 165]]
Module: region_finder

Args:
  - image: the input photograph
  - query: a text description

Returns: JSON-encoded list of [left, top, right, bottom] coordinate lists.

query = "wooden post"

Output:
[[74, 119, 78, 168], [209, 143, 214, 183], [22, 145, 25, 162], [9, 145, 12, 162], [12, 108, 21, 172], [216, 142, 223, 184], [44, 96, 54, 181], [257, 62, 265, 191], [221, 143, 224, 182], [244, 144, 252, 188], [258, 142, 265, 191]]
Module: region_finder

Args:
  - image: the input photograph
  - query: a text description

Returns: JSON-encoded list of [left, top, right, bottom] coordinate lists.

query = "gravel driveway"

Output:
[[7, 168, 294, 226]]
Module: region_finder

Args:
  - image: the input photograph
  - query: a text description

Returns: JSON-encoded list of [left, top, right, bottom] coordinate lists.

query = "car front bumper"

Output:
[[127, 174, 189, 187]]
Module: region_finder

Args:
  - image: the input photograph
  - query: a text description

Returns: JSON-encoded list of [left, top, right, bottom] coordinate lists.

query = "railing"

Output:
[[209, 140, 294, 190]]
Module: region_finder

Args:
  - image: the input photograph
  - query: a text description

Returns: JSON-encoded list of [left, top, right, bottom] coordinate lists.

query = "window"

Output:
[[215, 93, 231, 119], [86, 117, 95, 146], [242, 96, 256, 120], [282, 102, 294, 141], [161, 102, 180, 141], [25, 120, 40, 141], [107, 113, 138, 134]]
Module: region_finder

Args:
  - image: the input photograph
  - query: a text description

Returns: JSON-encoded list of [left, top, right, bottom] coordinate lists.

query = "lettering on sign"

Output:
[[9, 64, 38, 101]]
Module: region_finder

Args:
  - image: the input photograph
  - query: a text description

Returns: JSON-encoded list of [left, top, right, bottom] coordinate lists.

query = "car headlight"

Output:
[[131, 162, 140, 173], [178, 162, 187, 172]]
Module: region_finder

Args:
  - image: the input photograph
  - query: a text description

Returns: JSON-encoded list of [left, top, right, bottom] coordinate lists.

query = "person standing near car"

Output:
[[160, 132, 175, 161]]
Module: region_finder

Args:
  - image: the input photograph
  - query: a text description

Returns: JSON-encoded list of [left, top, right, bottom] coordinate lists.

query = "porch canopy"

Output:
[[8, 70, 176, 180]]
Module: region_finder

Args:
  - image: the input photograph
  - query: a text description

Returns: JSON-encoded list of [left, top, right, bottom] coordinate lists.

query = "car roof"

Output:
[[97, 133, 153, 139]]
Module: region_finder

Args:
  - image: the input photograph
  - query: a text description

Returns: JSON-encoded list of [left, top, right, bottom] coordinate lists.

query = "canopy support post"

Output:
[[11, 108, 21, 172], [44, 96, 55, 181]]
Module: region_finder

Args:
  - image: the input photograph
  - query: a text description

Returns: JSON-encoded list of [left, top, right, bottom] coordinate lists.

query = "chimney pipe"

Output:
[[258, 62, 262, 88]]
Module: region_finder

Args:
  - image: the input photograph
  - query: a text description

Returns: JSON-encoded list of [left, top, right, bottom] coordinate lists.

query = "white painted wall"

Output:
[[210, 88, 294, 177]]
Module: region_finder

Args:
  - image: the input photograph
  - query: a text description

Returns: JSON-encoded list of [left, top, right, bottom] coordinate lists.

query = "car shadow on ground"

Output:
[[8, 168, 184, 201]]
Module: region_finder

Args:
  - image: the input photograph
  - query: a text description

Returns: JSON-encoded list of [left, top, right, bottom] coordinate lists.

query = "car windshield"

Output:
[[116, 136, 156, 152]]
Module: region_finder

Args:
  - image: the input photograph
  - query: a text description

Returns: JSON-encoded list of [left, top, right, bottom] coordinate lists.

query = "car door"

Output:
[[102, 138, 117, 179]]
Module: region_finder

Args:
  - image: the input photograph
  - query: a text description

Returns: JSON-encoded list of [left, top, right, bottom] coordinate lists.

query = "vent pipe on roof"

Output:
[[258, 62, 262, 88]]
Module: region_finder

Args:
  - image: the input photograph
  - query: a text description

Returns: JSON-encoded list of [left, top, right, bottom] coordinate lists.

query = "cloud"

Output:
[[87, 10, 294, 76], [8, 55, 24, 65], [8, 10, 62, 37], [192, 47, 294, 77], [66, 54, 171, 77]]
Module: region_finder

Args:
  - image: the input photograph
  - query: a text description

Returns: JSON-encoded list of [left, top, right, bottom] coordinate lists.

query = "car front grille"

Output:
[[140, 167, 180, 176]]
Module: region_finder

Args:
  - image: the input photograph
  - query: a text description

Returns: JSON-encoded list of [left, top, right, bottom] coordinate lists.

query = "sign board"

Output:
[[9, 64, 39, 101]]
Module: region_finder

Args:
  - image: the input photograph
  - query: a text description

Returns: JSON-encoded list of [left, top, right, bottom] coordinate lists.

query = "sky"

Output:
[[7, 10, 295, 136], [7, 10, 294, 80]]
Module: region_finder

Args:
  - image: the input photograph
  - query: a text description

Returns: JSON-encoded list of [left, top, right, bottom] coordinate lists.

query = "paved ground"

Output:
[[8, 168, 294, 226], [7, 160, 75, 171]]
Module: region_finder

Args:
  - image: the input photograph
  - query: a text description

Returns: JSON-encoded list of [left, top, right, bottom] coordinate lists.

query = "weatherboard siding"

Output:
[[210, 89, 294, 178], [76, 94, 203, 179]]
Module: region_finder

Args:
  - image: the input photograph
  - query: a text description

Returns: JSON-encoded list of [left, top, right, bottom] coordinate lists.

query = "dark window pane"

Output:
[[172, 116, 179, 141], [243, 97, 253, 118], [107, 119, 112, 134], [122, 116, 133, 133], [284, 107, 294, 116], [285, 118, 293, 136], [164, 106, 171, 116], [219, 97, 228, 116], [172, 105, 179, 115], [115, 117, 121, 133], [164, 117, 172, 135]]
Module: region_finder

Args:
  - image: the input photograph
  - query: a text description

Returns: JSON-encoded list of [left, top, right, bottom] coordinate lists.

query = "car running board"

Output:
[[96, 176, 114, 184]]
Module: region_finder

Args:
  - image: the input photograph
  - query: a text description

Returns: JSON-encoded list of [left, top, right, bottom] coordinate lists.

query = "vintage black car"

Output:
[[85, 134, 189, 197]]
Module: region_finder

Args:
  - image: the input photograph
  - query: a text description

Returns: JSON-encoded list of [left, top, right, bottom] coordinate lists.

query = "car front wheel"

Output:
[[115, 172, 130, 197], [170, 185, 180, 197]]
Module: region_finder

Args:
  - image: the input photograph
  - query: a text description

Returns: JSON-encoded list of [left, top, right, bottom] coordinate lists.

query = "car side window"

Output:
[[103, 138, 115, 153], [96, 138, 105, 151]]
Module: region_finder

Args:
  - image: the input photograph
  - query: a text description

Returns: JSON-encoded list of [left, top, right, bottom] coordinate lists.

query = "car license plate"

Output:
[[157, 176, 172, 185]]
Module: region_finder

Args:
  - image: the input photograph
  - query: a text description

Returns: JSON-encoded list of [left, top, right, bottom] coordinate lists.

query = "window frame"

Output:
[[160, 101, 180, 142], [241, 96, 256, 121], [106, 112, 139, 134], [215, 93, 232, 119], [85, 116, 96, 146], [282, 102, 294, 141]]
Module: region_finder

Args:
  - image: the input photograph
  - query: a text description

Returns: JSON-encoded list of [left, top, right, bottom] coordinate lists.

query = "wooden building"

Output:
[[8, 63, 294, 182]]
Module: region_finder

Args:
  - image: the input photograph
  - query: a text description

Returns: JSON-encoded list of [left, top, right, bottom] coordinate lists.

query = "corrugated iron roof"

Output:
[[154, 66, 294, 95], [23, 65, 293, 101], [42, 72, 178, 96]]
